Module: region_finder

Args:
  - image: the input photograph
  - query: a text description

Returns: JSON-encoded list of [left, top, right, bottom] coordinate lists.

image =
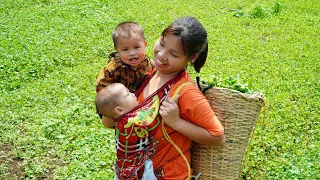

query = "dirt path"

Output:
[[0, 143, 25, 179]]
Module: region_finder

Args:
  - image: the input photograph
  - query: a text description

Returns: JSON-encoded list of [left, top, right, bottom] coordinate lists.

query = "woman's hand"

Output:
[[159, 95, 225, 146], [159, 94, 181, 129], [160, 94, 225, 146]]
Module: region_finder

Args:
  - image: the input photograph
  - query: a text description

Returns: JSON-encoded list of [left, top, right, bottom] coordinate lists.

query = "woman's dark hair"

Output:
[[161, 16, 208, 73]]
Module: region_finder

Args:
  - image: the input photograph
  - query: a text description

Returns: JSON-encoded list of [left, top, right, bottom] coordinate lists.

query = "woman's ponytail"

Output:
[[193, 42, 208, 73]]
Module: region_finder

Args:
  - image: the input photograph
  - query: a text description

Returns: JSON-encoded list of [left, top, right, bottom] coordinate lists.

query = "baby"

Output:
[[95, 83, 156, 179], [95, 83, 139, 123]]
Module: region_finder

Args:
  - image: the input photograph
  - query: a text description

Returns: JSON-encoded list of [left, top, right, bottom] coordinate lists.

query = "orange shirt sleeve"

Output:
[[178, 85, 224, 136]]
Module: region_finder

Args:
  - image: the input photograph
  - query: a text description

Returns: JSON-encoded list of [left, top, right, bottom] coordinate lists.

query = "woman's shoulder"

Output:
[[172, 72, 196, 88], [170, 73, 201, 98]]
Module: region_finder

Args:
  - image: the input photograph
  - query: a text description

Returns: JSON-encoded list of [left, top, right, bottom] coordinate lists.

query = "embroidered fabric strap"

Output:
[[161, 82, 195, 180]]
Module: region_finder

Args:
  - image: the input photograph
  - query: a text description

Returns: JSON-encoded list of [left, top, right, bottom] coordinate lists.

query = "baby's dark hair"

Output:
[[95, 84, 121, 119], [112, 21, 145, 47], [161, 16, 208, 73]]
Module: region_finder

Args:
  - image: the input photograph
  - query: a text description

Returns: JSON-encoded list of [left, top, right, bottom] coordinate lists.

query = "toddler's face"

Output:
[[115, 84, 139, 114], [115, 35, 147, 70]]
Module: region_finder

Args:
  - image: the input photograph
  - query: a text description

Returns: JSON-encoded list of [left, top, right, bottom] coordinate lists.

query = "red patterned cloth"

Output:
[[114, 70, 186, 180]]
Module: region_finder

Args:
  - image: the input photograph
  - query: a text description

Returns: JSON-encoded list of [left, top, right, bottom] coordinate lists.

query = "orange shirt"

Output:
[[137, 72, 224, 179]]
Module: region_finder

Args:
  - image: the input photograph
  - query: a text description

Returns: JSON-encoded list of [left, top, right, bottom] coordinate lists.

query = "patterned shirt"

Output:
[[96, 52, 153, 93]]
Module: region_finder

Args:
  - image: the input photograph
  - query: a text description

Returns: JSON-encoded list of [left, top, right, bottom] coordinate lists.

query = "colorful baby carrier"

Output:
[[114, 70, 190, 180]]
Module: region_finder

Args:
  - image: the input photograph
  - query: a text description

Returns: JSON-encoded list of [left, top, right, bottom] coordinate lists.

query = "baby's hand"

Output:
[[159, 94, 181, 129]]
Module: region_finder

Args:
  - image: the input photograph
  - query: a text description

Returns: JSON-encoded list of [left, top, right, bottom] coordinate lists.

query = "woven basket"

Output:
[[191, 87, 264, 180]]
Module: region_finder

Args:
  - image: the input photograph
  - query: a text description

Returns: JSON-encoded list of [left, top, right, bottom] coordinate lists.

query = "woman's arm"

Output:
[[168, 115, 225, 146], [160, 96, 225, 146]]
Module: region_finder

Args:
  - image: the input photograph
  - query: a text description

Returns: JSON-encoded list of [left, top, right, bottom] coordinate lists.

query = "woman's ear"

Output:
[[190, 53, 198, 63], [114, 106, 125, 116]]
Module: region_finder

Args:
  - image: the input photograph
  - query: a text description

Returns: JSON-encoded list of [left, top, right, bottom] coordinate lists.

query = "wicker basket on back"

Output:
[[191, 85, 264, 180]]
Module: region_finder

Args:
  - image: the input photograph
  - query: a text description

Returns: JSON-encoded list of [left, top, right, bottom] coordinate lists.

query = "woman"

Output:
[[112, 16, 225, 180], [133, 16, 226, 179]]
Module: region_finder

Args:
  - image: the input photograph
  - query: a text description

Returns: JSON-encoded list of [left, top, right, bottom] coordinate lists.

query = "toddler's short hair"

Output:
[[112, 21, 145, 47]]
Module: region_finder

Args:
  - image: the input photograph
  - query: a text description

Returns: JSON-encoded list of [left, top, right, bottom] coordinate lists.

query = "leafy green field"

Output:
[[1, 0, 319, 179]]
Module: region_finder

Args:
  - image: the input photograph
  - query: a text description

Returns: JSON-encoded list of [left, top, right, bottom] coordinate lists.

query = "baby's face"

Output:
[[115, 35, 147, 69], [115, 84, 139, 114]]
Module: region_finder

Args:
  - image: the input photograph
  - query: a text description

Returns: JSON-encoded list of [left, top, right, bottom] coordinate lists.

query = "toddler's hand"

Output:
[[159, 94, 181, 129]]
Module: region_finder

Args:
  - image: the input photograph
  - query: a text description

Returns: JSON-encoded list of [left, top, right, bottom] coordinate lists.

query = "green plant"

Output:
[[232, 2, 283, 19], [250, 5, 269, 19], [201, 75, 255, 94], [273, 1, 282, 14]]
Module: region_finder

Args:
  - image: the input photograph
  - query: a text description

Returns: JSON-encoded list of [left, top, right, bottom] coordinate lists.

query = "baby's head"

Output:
[[112, 22, 147, 70], [95, 83, 139, 119]]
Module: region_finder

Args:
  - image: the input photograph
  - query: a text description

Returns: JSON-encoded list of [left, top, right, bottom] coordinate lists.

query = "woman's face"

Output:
[[153, 34, 190, 75]]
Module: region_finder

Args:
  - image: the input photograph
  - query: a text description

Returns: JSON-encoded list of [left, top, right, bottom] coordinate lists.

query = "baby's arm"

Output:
[[101, 116, 116, 129]]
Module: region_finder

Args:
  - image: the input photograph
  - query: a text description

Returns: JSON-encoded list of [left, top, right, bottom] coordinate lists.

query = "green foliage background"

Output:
[[1, 0, 319, 179]]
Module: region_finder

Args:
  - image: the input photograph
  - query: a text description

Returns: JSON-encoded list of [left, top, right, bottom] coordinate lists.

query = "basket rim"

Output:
[[202, 86, 265, 104]]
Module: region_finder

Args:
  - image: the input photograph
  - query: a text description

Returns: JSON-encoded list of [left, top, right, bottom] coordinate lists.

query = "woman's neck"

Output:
[[144, 70, 182, 98], [154, 71, 180, 83]]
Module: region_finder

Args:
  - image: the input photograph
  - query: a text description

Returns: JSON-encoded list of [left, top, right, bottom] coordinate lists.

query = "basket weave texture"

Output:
[[191, 87, 264, 180]]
